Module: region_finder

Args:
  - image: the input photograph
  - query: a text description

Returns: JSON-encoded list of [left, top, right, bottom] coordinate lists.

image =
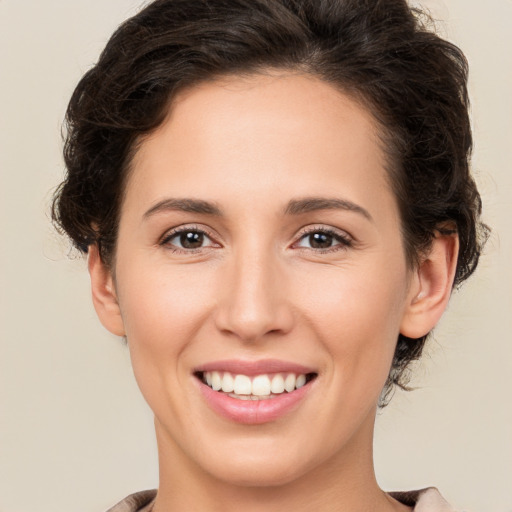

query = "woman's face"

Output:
[[109, 73, 417, 485]]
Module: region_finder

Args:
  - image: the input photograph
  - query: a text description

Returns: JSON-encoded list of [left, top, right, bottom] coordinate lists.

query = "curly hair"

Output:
[[51, 0, 488, 404]]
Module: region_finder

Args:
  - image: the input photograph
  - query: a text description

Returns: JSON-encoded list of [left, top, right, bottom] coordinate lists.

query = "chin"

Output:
[[204, 455, 312, 488], [189, 434, 328, 489]]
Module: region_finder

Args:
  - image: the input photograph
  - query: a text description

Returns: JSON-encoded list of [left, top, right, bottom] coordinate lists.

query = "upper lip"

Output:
[[193, 359, 317, 376]]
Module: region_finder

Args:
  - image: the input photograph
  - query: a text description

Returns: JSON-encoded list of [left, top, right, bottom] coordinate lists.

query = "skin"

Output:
[[89, 72, 458, 512]]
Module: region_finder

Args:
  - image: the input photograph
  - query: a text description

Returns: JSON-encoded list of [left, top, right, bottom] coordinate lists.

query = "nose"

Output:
[[214, 247, 294, 342]]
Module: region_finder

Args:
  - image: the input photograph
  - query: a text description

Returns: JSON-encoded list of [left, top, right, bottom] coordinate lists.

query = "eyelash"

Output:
[[159, 224, 218, 254], [159, 225, 353, 254], [293, 226, 353, 253]]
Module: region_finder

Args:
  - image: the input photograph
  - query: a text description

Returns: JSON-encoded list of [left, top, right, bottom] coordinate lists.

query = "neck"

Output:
[[152, 412, 410, 512]]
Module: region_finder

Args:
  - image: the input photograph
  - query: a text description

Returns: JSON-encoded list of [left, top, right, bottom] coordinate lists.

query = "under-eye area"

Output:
[[194, 371, 318, 400]]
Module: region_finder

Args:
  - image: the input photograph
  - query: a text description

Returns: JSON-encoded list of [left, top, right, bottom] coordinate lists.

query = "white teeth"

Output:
[[221, 372, 234, 393], [202, 371, 312, 396], [270, 374, 285, 393], [211, 371, 222, 391], [251, 375, 271, 396], [233, 374, 252, 395], [284, 373, 296, 392]]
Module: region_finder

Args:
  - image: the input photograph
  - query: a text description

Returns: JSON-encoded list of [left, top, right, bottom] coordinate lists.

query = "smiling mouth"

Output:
[[195, 371, 317, 400]]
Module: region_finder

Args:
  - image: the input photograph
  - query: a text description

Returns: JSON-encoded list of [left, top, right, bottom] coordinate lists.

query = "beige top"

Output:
[[107, 487, 456, 511]]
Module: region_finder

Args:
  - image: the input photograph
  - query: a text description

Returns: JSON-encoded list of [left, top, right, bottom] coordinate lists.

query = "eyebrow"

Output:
[[143, 198, 223, 219], [284, 197, 373, 222], [142, 196, 372, 222]]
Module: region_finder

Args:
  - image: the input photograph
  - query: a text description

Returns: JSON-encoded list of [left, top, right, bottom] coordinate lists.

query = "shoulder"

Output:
[[105, 490, 157, 512], [390, 487, 458, 511], [106, 487, 456, 512]]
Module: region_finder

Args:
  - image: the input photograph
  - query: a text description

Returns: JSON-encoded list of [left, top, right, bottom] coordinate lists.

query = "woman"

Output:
[[52, 0, 486, 510]]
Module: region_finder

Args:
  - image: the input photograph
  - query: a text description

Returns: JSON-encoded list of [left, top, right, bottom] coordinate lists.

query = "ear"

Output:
[[400, 232, 459, 339], [88, 244, 126, 336]]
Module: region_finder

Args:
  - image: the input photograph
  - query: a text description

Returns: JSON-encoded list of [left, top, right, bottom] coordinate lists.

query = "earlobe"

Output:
[[400, 232, 459, 339], [88, 245, 126, 336]]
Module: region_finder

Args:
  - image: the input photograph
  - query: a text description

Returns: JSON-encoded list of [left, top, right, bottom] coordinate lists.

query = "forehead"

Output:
[[125, 72, 396, 222]]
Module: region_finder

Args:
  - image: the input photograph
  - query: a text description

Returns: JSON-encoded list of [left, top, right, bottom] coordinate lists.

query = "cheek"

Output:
[[114, 261, 219, 378], [113, 261, 224, 426], [296, 261, 407, 389], [300, 257, 406, 329]]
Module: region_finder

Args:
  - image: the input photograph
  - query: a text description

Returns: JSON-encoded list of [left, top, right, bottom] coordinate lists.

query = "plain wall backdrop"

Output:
[[1, 1, 511, 511]]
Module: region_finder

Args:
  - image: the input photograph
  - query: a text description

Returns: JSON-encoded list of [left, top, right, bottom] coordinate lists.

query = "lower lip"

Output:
[[197, 379, 313, 424]]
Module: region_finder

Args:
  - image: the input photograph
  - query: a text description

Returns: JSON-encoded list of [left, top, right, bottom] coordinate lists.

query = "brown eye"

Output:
[[180, 231, 204, 249], [162, 229, 216, 251], [295, 228, 352, 251], [308, 232, 334, 249]]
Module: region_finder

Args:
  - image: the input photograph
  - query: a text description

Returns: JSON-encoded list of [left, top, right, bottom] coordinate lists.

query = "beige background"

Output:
[[1, 1, 511, 511]]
